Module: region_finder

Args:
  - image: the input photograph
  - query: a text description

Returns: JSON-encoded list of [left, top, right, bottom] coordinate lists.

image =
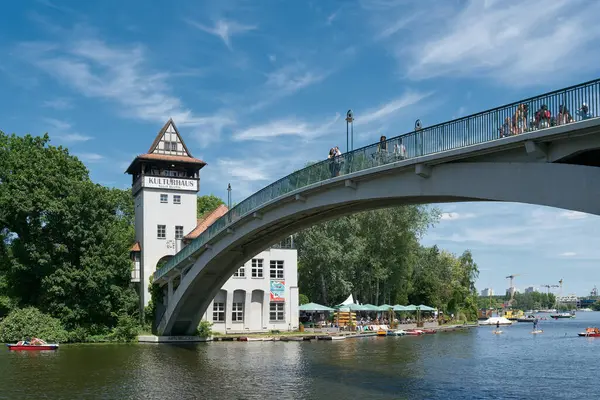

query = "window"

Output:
[[157, 225, 166, 239], [213, 302, 225, 322], [160, 194, 168, 203], [232, 302, 244, 322], [251, 259, 263, 278], [175, 226, 184, 240], [173, 195, 181, 204], [233, 266, 245, 278], [165, 141, 177, 151], [270, 302, 285, 321], [270, 260, 284, 279]]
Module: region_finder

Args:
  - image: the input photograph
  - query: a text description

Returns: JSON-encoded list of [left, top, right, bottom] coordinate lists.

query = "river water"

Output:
[[1, 313, 599, 399]]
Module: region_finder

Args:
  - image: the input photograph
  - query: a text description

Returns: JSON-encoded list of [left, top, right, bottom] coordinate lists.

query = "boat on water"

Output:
[[579, 308, 594, 312], [578, 327, 600, 337], [421, 329, 437, 334], [479, 317, 512, 326], [6, 338, 59, 351], [377, 329, 387, 337], [530, 330, 544, 334], [386, 330, 406, 336], [517, 315, 536, 322], [405, 329, 424, 336], [550, 311, 576, 319]]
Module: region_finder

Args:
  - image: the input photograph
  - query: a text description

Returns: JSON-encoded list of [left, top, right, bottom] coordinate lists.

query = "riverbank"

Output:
[[139, 323, 477, 343]]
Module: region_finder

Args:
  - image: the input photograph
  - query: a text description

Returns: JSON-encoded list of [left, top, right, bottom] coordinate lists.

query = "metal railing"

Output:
[[154, 78, 600, 281]]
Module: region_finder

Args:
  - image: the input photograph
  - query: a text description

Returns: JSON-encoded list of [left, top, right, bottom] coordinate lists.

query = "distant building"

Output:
[[557, 294, 578, 305], [506, 287, 517, 297], [524, 286, 538, 293], [481, 288, 494, 297]]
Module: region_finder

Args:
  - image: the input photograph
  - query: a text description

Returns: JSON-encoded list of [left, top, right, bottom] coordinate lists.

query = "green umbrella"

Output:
[[417, 304, 436, 311], [336, 303, 369, 311], [393, 304, 408, 311], [376, 304, 393, 311], [299, 302, 335, 312], [403, 305, 418, 311], [362, 304, 380, 311]]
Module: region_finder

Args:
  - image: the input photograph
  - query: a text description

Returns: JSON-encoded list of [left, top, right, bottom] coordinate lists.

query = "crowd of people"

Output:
[[499, 102, 593, 138]]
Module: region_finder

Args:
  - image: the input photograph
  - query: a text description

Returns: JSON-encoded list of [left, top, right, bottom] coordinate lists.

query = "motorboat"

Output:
[[405, 329, 424, 336], [421, 329, 437, 334], [6, 338, 59, 351], [550, 311, 575, 319], [578, 327, 600, 337], [376, 329, 387, 337], [517, 315, 536, 322]]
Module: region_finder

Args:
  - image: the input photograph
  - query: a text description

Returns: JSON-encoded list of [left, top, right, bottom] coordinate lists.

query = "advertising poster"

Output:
[[270, 280, 285, 302]]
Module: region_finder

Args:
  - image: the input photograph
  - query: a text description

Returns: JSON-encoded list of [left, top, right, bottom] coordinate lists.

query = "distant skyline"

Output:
[[2, 0, 600, 295]]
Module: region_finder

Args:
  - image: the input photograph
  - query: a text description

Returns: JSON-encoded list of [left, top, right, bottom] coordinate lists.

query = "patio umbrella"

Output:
[[393, 305, 408, 311], [403, 305, 418, 311], [376, 304, 393, 311], [299, 302, 335, 312], [417, 304, 436, 311], [362, 304, 380, 311]]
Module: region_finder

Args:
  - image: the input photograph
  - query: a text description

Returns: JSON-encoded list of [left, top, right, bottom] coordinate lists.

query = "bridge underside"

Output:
[[158, 159, 600, 336]]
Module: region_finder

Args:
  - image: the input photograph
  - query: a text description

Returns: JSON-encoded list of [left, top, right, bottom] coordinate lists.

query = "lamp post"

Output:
[[346, 109, 354, 152], [227, 183, 232, 209]]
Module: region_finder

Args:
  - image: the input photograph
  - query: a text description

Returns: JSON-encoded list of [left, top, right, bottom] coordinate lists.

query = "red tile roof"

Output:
[[130, 242, 141, 252], [184, 204, 229, 241]]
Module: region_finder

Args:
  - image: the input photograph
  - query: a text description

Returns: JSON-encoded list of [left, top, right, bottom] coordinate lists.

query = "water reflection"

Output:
[[2, 316, 600, 400]]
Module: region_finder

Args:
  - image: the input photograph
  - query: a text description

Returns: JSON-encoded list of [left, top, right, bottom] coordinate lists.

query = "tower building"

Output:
[[126, 119, 206, 308]]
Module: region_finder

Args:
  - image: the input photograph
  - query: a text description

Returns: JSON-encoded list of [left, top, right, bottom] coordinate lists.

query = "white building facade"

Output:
[[203, 246, 299, 333], [524, 286, 538, 293], [481, 288, 494, 297], [128, 120, 299, 332]]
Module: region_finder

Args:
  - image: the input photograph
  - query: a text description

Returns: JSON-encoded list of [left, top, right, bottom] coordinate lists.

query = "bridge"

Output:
[[153, 78, 600, 336]]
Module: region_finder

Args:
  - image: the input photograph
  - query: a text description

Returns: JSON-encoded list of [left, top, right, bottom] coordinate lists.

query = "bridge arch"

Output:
[[158, 158, 600, 335]]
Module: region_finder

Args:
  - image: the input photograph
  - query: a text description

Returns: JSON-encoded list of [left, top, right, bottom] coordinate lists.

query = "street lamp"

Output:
[[227, 183, 232, 209], [346, 109, 354, 152]]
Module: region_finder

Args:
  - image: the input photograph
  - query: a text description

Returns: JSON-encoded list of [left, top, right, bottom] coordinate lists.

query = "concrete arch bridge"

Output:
[[154, 78, 600, 336]]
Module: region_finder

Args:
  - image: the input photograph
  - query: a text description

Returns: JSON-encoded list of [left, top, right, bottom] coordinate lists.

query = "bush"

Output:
[[196, 320, 213, 338], [110, 315, 140, 342], [0, 307, 69, 343]]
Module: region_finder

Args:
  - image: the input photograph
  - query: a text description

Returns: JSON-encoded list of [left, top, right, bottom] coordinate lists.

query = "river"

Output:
[[1, 313, 599, 399]]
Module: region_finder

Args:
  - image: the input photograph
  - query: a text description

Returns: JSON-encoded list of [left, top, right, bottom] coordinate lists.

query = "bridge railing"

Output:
[[154, 78, 600, 282]]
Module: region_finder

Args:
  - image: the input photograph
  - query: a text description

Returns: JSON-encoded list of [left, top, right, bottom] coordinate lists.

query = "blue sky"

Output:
[[2, 0, 600, 296]]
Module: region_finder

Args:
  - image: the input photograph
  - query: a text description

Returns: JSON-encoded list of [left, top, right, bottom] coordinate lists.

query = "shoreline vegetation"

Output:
[[1, 130, 481, 344]]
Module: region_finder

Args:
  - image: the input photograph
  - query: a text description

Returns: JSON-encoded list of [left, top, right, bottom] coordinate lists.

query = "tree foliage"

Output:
[[0, 307, 69, 343], [295, 206, 480, 320], [0, 131, 138, 334], [197, 194, 225, 218]]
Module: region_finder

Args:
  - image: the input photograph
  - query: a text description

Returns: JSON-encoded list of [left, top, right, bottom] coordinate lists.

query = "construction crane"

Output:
[[541, 284, 559, 295], [506, 274, 521, 289]]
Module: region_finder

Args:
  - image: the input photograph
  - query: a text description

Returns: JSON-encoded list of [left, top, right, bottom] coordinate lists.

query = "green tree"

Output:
[[197, 195, 225, 218], [0, 131, 138, 333], [299, 294, 310, 305], [0, 307, 69, 343]]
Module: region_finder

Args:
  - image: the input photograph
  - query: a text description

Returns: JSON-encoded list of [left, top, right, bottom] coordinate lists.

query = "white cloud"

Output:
[[327, 9, 340, 25], [559, 252, 577, 257], [233, 113, 340, 141], [268, 54, 276, 62], [42, 118, 92, 143], [559, 210, 588, 220], [76, 152, 104, 162], [440, 212, 476, 221], [265, 63, 326, 94], [42, 97, 72, 110], [185, 18, 256, 49], [356, 91, 433, 126], [365, 0, 600, 84], [20, 36, 233, 145]]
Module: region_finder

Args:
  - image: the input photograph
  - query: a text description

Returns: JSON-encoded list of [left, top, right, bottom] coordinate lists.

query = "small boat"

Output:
[[550, 312, 575, 319], [578, 327, 600, 337], [6, 338, 59, 351], [421, 329, 437, 334], [386, 330, 406, 336], [517, 315, 536, 322], [405, 329, 424, 336], [493, 330, 503, 335], [376, 329, 387, 337], [530, 330, 544, 334]]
